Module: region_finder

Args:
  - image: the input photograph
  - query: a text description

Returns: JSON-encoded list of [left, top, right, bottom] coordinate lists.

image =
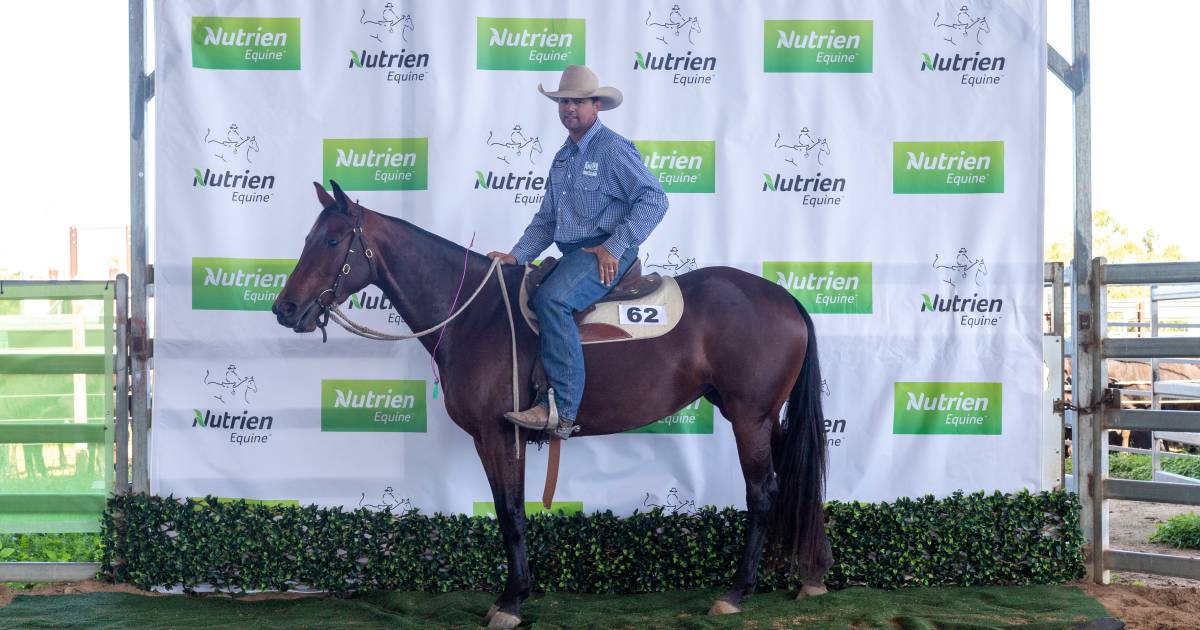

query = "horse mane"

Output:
[[372, 210, 492, 265]]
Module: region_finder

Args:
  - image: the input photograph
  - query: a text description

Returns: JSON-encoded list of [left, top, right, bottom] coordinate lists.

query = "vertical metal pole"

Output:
[[1088, 257, 1109, 584], [1069, 0, 1095, 545], [1150, 288, 1161, 478], [129, 0, 151, 494], [69, 227, 79, 280], [115, 275, 130, 494], [1052, 262, 1065, 337]]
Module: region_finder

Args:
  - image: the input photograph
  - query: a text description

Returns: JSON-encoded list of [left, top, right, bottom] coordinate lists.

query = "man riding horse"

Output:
[[487, 65, 669, 440]]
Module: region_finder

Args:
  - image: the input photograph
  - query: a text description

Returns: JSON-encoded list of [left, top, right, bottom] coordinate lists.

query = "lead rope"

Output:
[[326, 258, 523, 461], [493, 267, 522, 460], [325, 258, 502, 341]]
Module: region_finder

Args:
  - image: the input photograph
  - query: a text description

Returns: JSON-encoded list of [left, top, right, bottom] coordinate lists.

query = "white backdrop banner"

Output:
[[153, 0, 1047, 514]]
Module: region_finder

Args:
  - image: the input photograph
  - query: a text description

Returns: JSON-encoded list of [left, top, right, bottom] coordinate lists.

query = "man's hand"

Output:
[[583, 246, 619, 286], [487, 251, 517, 265]]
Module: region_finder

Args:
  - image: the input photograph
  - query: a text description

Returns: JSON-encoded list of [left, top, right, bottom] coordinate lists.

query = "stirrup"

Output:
[[548, 389, 578, 440]]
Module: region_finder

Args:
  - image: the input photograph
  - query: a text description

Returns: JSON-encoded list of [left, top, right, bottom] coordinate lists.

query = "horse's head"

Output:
[[272, 181, 378, 332], [247, 137, 260, 152]]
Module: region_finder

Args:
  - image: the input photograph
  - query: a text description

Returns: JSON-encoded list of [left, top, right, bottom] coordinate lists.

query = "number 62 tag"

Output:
[[619, 304, 667, 325]]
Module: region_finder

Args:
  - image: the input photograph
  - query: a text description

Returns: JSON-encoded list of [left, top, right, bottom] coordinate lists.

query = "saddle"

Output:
[[519, 257, 684, 344]]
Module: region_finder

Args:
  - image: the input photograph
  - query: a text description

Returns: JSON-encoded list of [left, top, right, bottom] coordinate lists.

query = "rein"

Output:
[[311, 211, 524, 459]]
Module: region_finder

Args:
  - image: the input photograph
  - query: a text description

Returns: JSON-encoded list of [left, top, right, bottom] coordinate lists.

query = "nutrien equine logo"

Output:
[[320, 380, 427, 432], [345, 288, 411, 328], [893, 141, 1003, 194], [763, 128, 846, 208], [323, 138, 428, 191], [894, 381, 1002, 435], [192, 17, 300, 70], [477, 17, 585, 71], [635, 4, 716, 87], [763, 261, 872, 314], [350, 5, 430, 84], [626, 399, 714, 434], [765, 20, 872, 73], [474, 124, 549, 207], [193, 366, 274, 447], [922, 248, 1005, 328], [191, 257, 295, 311], [194, 123, 276, 205], [921, 3, 1006, 87], [634, 140, 715, 193]]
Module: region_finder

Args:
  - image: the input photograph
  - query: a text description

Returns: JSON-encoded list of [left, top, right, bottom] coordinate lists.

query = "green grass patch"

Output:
[[1150, 512, 1200, 550], [0, 533, 101, 563], [1066, 452, 1200, 481], [0, 585, 1109, 629]]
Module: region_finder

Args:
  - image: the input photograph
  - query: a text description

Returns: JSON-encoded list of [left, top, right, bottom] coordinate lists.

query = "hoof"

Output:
[[483, 604, 499, 622], [796, 584, 828, 599], [488, 610, 521, 629], [708, 599, 742, 615]]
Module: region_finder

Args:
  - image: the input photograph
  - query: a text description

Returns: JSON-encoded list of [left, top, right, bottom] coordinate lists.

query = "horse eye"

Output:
[[327, 239, 339, 247]]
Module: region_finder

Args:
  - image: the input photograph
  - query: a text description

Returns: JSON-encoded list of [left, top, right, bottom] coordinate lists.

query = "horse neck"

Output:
[[364, 210, 496, 355]]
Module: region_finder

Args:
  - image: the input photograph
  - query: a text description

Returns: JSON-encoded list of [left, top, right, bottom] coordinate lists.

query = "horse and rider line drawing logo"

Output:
[[922, 247, 1004, 328], [645, 4, 701, 46], [774, 128, 831, 168], [204, 363, 257, 404], [933, 247, 988, 289], [635, 4, 716, 86], [204, 123, 260, 165], [933, 4, 990, 47], [920, 3, 1005, 86], [357, 485, 414, 514], [487, 125, 543, 165], [642, 247, 697, 276], [360, 3, 414, 43]]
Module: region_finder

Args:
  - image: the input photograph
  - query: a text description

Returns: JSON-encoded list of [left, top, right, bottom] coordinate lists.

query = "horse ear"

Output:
[[329, 180, 350, 215], [313, 182, 335, 208]]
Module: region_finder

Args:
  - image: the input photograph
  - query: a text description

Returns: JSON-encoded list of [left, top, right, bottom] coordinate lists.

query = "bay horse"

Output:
[[272, 181, 831, 628]]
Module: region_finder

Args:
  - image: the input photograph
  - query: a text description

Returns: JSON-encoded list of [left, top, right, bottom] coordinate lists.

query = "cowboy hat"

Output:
[[538, 65, 623, 111]]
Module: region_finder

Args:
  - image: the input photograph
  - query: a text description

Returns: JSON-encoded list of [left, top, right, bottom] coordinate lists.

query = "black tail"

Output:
[[767, 300, 829, 575]]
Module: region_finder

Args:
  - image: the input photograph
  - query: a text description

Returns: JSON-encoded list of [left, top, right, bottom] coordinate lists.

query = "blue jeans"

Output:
[[531, 237, 639, 421]]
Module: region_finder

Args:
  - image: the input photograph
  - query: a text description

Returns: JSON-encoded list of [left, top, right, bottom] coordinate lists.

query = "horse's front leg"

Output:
[[474, 426, 530, 629]]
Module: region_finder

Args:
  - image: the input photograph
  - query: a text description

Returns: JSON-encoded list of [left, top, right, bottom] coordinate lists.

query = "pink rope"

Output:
[[431, 232, 476, 395]]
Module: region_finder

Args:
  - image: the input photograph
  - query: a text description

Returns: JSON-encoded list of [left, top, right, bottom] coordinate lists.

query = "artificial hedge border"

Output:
[[101, 490, 1084, 593]]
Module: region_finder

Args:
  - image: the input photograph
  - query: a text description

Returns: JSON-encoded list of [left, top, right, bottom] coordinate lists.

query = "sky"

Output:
[[0, 2, 1197, 278]]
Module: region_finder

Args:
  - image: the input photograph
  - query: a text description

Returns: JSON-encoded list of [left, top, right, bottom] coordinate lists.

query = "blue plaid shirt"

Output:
[[510, 120, 668, 264]]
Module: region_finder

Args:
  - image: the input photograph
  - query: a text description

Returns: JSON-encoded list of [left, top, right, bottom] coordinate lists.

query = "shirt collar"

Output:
[[567, 119, 605, 154]]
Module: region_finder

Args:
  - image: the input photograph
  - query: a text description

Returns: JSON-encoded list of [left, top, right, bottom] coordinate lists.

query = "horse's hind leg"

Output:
[[709, 414, 777, 615]]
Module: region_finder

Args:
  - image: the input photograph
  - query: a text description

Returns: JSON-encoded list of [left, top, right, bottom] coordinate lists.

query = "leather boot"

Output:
[[504, 405, 551, 430]]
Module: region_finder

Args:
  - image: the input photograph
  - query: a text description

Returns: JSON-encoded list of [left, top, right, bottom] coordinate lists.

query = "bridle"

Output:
[[295, 203, 525, 460], [314, 205, 377, 343]]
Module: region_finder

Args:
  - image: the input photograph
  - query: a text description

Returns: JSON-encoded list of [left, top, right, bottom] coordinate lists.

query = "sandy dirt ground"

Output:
[[1079, 499, 1200, 629]]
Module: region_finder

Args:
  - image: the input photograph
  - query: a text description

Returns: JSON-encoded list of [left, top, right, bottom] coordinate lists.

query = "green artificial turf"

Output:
[[0, 585, 1109, 629]]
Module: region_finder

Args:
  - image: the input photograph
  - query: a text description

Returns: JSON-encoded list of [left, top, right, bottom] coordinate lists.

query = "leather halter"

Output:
[[315, 205, 377, 342]]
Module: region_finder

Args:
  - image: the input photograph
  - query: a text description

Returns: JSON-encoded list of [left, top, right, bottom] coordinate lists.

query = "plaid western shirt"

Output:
[[509, 120, 668, 264]]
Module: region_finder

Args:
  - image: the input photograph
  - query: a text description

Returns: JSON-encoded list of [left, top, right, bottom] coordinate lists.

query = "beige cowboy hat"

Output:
[[538, 65, 623, 111]]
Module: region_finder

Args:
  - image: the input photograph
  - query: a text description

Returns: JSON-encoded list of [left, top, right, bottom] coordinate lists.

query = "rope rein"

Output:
[[320, 246, 524, 458]]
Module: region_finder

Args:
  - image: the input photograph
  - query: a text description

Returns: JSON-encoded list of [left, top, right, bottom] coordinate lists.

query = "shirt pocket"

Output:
[[578, 173, 601, 192], [549, 164, 568, 197]]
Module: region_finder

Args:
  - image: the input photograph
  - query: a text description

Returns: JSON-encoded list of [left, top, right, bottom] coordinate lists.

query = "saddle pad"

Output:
[[519, 268, 684, 345]]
